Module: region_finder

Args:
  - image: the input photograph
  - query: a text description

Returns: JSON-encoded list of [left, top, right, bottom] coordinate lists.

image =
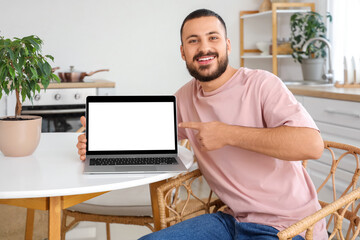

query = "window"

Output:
[[330, 0, 360, 83]]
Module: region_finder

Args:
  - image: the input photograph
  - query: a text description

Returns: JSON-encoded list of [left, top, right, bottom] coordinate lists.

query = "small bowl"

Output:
[[256, 42, 270, 56]]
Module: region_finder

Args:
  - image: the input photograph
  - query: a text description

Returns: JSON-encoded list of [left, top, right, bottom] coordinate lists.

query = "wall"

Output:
[[1, 0, 326, 96]]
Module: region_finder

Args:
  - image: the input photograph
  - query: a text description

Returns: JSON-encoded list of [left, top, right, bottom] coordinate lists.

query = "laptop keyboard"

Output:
[[89, 157, 178, 166]]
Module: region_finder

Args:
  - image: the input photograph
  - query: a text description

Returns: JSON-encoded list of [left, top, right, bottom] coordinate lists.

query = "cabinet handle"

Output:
[[325, 108, 360, 118]]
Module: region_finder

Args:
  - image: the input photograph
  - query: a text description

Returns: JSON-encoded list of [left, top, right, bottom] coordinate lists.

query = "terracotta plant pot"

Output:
[[0, 116, 42, 157]]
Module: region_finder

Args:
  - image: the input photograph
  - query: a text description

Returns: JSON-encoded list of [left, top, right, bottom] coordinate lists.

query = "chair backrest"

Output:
[[156, 140, 224, 229], [158, 140, 360, 239], [279, 141, 360, 239], [314, 141, 360, 239], [316, 141, 360, 203]]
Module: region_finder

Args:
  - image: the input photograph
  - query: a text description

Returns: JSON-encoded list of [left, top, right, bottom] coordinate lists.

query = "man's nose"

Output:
[[198, 39, 211, 52]]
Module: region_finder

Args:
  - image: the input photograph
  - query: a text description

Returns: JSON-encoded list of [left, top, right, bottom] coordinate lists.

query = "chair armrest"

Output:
[[277, 188, 360, 240], [156, 169, 225, 229]]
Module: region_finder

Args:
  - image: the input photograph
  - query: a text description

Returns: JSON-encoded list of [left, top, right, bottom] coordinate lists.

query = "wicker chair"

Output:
[[156, 141, 360, 240], [61, 130, 193, 240]]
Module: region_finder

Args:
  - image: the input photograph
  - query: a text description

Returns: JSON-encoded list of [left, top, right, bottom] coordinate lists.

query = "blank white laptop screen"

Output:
[[88, 102, 176, 151]]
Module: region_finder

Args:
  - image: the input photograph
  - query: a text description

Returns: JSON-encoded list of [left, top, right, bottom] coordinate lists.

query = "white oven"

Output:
[[6, 88, 96, 132]]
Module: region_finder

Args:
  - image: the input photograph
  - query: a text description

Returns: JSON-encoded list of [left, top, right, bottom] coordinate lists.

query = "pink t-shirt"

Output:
[[175, 68, 327, 239]]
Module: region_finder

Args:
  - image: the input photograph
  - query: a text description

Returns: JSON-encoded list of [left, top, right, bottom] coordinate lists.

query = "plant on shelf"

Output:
[[0, 35, 59, 117], [0, 35, 59, 157], [290, 11, 332, 81], [290, 11, 332, 63]]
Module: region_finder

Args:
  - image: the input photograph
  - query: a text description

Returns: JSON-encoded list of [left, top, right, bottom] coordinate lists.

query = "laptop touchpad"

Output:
[[115, 166, 157, 172]]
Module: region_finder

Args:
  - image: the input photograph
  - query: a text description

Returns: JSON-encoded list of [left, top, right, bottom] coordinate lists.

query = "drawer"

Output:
[[294, 95, 304, 104], [303, 96, 360, 130], [317, 122, 360, 146], [316, 122, 360, 173]]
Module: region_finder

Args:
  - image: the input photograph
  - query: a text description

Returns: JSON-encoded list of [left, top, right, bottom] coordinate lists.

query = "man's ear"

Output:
[[226, 38, 231, 55], [180, 45, 186, 60]]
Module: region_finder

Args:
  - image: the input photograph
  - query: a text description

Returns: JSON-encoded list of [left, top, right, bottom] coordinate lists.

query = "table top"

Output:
[[0, 133, 192, 199]]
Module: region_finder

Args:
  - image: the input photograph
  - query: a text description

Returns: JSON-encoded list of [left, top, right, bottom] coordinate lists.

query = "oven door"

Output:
[[22, 105, 85, 132], [14, 88, 96, 132]]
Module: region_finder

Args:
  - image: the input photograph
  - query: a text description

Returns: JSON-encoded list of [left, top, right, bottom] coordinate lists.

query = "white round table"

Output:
[[0, 133, 192, 240]]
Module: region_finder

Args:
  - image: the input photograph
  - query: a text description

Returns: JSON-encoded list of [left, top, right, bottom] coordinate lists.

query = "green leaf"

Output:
[[0, 63, 7, 81], [45, 55, 54, 61], [7, 65, 15, 79], [27, 39, 41, 51], [51, 73, 60, 83], [3, 85, 10, 94], [41, 78, 49, 89], [30, 67, 38, 80], [30, 80, 35, 91], [5, 47, 15, 62], [23, 46, 29, 56], [35, 83, 41, 92], [21, 87, 27, 102], [43, 61, 51, 76]]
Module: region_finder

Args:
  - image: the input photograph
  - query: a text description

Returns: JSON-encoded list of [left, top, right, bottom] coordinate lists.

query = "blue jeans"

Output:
[[139, 212, 304, 240]]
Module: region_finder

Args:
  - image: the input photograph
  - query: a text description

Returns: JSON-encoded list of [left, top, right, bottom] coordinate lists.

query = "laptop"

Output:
[[83, 95, 187, 174]]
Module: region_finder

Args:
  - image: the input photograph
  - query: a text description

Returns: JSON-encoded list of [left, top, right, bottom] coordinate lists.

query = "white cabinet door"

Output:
[[298, 95, 360, 224], [294, 95, 304, 104], [317, 122, 360, 147], [97, 88, 116, 96], [303, 96, 360, 130]]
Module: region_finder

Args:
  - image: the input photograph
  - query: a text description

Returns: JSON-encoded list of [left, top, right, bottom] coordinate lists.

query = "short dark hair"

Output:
[[180, 9, 227, 44]]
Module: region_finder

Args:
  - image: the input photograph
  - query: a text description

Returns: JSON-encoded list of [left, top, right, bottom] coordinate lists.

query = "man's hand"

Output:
[[76, 116, 87, 161], [179, 121, 229, 151]]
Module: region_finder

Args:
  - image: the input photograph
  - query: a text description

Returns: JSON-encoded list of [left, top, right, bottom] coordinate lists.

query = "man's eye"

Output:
[[188, 39, 198, 44], [210, 36, 218, 40]]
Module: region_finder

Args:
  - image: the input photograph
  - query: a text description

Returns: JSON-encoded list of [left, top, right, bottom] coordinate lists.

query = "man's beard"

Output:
[[185, 51, 229, 82]]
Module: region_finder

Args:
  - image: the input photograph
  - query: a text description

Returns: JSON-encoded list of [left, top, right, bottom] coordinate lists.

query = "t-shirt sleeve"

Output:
[[260, 73, 318, 130], [175, 91, 188, 141], [177, 108, 187, 140]]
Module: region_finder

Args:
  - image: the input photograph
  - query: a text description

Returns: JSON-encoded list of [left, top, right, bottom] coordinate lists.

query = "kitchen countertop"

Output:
[[45, 79, 115, 89], [42, 79, 360, 102], [287, 85, 360, 102]]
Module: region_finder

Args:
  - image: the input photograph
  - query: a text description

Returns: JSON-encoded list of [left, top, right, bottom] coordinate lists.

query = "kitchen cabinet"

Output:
[[240, 2, 315, 76], [299, 95, 360, 173], [97, 87, 116, 96], [296, 95, 360, 231], [296, 95, 360, 146]]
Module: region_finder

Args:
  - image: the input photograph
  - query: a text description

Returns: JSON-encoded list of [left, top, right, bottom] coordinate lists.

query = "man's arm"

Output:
[[179, 121, 323, 161]]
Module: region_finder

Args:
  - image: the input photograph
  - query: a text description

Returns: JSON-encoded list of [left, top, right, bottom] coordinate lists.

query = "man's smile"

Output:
[[196, 55, 216, 65]]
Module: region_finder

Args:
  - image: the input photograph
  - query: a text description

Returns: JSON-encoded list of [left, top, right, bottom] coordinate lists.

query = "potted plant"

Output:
[[0, 35, 59, 157], [290, 11, 332, 81]]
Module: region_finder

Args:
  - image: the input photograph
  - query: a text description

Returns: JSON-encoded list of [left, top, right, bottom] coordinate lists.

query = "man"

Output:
[[77, 9, 327, 240]]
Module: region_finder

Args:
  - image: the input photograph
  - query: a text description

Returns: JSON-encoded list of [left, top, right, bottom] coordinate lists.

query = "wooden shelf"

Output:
[[240, 9, 309, 19], [241, 54, 292, 59], [240, 2, 316, 76]]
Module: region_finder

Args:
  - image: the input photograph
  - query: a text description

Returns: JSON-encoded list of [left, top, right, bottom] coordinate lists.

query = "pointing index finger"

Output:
[[178, 122, 202, 130]]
